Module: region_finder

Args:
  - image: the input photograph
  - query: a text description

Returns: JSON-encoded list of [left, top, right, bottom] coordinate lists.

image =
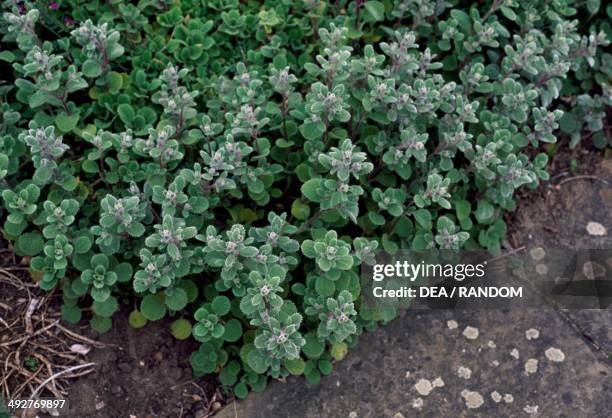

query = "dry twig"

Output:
[[24, 297, 40, 334], [0, 251, 100, 402], [29, 362, 96, 399], [555, 174, 609, 187]]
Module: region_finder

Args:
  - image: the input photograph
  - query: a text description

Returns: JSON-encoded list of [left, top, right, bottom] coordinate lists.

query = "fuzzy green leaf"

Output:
[[212, 295, 231, 316], [55, 112, 79, 132], [165, 288, 188, 311], [364, 1, 385, 21], [140, 294, 167, 321], [170, 319, 193, 340], [128, 310, 148, 329]]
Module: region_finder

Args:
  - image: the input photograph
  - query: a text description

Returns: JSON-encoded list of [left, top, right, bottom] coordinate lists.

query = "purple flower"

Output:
[[49, 1, 59, 10]]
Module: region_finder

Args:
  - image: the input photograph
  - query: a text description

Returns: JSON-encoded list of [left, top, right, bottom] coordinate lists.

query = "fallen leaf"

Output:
[[70, 344, 91, 355]]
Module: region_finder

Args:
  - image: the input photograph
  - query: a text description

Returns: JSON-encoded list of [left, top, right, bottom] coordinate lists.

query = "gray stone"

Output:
[[216, 309, 611, 418], [511, 155, 612, 353]]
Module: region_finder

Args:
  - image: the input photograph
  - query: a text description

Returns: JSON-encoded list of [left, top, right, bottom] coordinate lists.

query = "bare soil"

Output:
[[507, 143, 611, 249], [63, 310, 221, 418], [0, 243, 221, 418], [0, 247, 100, 416]]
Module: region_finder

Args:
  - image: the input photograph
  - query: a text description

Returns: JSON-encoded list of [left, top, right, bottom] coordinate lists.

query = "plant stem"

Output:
[[354, 0, 363, 30], [482, 0, 502, 23], [292, 209, 329, 235], [281, 93, 289, 140]]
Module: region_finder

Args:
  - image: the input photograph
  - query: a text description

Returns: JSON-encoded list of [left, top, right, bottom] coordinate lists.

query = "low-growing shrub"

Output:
[[1, 0, 609, 398]]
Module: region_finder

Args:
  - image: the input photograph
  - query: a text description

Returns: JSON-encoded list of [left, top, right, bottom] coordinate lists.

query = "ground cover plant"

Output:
[[0, 0, 610, 400]]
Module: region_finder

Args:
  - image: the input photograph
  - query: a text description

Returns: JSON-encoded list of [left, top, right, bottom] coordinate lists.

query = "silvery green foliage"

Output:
[[79, 254, 119, 302], [193, 307, 224, 342], [268, 66, 297, 95], [249, 213, 299, 252], [316, 290, 357, 344], [301, 231, 353, 274], [13, 45, 88, 109], [44, 235, 73, 271], [0, 0, 609, 397], [152, 65, 199, 131], [372, 187, 407, 217], [133, 249, 174, 293], [152, 176, 208, 217], [240, 271, 284, 317], [199, 224, 258, 286], [71, 20, 125, 77], [41, 199, 79, 238], [434, 216, 470, 249], [134, 126, 184, 167], [414, 174, 452, 210], [352, 237, 379, 266], [1, 184, 39, 223], [145, 215, 197, 262], [92, 194, 147, 253], [253, 313, 306, 374], [19, 124, 69, 184], [2, 8, 39, 49], [318, 139, 374, 181], [301, 139, 373, 222]]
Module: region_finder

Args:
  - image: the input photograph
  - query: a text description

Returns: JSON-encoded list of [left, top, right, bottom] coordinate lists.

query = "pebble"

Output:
[[586, 221, 607, 236], [194, 409, 208, 418], [461, 390, 484, 409], [348, 412, 357, 418], [503, 394, 514, 403], [525, 328, 540, 340], [447, 320, 458, 329], [524, 405, 539, 415], [111, 385, 124, 395], [510, 348, 520, 359], [525, 358, 538, 374], [462, 326, 479, 340], [545, 347, 565, 362], [487, 340, 496, 348], [118, 362, 133, 373], [392, 413, 406, 418]]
